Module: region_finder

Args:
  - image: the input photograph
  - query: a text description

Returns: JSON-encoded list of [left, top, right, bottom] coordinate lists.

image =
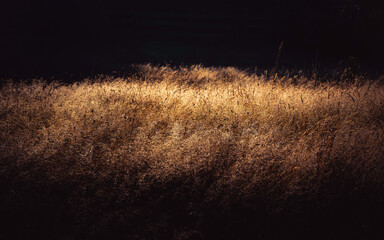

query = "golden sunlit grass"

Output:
[[1, 64, 384, 239]]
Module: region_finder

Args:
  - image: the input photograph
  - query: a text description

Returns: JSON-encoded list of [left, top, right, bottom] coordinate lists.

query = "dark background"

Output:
[[1, 0, 383, 79]]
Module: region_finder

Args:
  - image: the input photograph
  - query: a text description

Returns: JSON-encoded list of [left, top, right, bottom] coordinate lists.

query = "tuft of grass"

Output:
[[1, 65, 384, 239]]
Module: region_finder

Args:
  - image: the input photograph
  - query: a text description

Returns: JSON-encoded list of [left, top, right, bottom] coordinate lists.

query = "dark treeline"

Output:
[[1, 0, 383, 80]]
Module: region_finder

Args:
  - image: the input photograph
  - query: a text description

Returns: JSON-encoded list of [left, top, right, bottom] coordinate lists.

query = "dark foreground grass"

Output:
[[1, 65, 384, 240]]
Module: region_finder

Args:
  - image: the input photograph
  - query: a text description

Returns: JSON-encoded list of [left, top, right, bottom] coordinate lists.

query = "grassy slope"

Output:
[[1, 65, 384, 239]]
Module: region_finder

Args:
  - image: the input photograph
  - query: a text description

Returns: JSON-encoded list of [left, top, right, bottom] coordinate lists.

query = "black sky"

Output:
[[1, 0, 383, 79]]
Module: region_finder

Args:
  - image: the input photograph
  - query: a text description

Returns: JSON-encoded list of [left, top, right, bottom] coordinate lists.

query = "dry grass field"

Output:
[[1, 64, 384, 239]]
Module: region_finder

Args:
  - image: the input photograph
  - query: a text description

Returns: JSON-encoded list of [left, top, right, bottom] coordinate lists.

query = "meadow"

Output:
[[1, 64, 384, 239]]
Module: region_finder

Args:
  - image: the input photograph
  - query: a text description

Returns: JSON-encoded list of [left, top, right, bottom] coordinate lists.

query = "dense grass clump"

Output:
[[1, 65, 384, 239]]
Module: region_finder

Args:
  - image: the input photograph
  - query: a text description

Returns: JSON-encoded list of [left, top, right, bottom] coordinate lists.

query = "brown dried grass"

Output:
[[1, 65, 384, 239]]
